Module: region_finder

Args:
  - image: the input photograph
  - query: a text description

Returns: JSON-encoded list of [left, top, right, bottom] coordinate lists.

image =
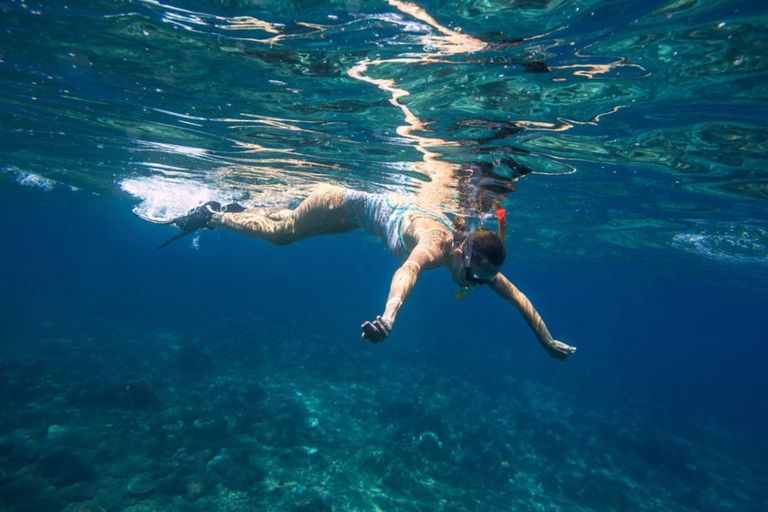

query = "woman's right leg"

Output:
[[212, 184, 357, 245]]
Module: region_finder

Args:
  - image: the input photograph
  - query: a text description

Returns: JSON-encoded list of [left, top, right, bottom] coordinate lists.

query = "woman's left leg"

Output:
[[212, 184, 357, 245]]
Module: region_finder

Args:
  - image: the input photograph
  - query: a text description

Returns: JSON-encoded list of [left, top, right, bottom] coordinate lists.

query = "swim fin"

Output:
[[152, 202, 247, 249]]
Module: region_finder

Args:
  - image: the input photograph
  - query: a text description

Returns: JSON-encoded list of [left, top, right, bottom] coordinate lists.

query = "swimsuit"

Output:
[[344, 190, 453, 261]]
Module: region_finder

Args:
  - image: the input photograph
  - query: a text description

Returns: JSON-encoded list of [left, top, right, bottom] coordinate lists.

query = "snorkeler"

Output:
[[147, 184, 576, 361]]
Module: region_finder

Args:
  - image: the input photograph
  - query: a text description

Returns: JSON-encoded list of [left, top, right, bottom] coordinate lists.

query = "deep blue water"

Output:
[[2, 0, 768, 511]]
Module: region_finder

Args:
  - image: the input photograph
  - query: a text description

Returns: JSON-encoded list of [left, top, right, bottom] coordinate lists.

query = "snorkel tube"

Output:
[[455, 225, 477, 301], [495, 204, 506, 241]]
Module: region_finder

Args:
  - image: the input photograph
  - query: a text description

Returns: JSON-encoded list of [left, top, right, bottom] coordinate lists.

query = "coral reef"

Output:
[[0, 318, 765, 511]]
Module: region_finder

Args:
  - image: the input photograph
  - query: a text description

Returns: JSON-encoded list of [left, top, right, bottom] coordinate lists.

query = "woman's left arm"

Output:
[[490, 272, 577, 361]]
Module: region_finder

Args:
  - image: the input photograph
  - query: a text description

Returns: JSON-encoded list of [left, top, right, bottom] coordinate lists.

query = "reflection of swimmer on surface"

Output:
[[149, 184, 576, 361]]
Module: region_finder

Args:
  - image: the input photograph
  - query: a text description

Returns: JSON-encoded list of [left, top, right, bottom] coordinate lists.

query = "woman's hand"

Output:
[[361, 315, 393, 343], [545, 339, 577, 361]]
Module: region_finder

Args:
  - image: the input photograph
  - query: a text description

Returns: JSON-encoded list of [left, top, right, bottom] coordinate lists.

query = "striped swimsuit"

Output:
[[344, 190, 453, 261]]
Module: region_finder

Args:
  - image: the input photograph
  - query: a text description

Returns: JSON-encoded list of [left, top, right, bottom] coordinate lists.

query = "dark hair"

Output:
[[469, 227, 506, 267]]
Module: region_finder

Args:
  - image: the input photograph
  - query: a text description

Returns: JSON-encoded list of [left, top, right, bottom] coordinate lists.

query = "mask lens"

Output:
[[464, 267, 495, 286]]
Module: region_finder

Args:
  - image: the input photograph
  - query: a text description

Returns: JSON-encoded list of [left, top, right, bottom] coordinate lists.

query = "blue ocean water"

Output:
[[1, 0, 767, 511]]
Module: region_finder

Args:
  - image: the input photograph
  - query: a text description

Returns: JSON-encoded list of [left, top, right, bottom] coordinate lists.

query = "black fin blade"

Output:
[[157, 228, 198, 249]]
